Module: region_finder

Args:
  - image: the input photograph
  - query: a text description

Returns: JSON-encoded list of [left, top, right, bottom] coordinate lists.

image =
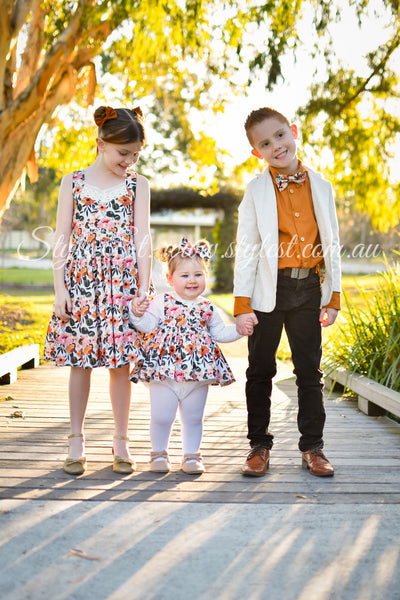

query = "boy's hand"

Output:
[[319, 308, 338, 328], [236, 312, 258, 336], [131, 294, 149, 318]]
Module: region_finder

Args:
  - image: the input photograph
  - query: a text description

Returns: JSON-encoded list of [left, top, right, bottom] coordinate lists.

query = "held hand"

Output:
[[244, 316, 257, 336], [54, 289, 72, 320], [136, 291, 150, 311], [131, 294, 149, 318], [236, 312, 258, 336], [319, 308, 338, 328]]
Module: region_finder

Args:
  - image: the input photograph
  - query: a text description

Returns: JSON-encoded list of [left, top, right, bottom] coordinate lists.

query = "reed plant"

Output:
[[323, 260, 400, 392]]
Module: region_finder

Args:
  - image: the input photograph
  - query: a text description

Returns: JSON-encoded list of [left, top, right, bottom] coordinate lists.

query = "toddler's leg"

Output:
[[179, 385, 208, 455], [150, 383, 179, 452], [68, 367, 91, 459]]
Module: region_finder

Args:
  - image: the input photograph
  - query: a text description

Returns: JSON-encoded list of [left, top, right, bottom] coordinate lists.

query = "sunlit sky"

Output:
[[192, 0, 398, 167]]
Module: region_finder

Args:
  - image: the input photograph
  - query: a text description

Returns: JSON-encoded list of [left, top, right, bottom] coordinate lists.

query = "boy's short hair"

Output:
[[245, 107, 290, 145]]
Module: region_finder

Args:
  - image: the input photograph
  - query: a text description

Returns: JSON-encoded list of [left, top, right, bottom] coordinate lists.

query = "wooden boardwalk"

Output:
[[1, 357, 400, 505]]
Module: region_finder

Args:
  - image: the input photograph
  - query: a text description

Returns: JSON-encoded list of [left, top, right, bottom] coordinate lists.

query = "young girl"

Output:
[[129, 237, 252, 474], [44, 105, 152, 476]]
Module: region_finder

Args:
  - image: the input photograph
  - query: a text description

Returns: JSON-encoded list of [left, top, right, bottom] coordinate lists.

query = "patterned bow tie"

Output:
[[179, 237, 211, 262], [275, 171, 307, 191]]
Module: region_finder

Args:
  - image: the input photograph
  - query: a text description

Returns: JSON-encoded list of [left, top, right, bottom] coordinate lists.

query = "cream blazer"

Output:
[[233, 167, 341, 312]]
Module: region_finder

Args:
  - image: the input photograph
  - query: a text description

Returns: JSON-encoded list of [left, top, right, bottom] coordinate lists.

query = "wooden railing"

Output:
[[325, 368, 400, 419], [0, 344, 40, 385]]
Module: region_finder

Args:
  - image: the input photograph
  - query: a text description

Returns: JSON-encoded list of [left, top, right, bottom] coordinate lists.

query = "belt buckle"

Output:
[[291, 267, 311, 279]]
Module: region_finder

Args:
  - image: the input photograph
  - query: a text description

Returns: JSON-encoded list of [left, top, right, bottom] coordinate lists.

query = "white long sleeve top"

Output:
[[129, 292, 241, 343]]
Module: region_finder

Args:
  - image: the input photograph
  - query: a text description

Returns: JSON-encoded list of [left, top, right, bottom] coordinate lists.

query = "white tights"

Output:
[[149, 382, 209, 455]]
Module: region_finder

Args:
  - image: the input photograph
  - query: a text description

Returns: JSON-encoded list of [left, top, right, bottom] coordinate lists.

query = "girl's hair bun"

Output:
[[93, 105, 146, 145], [132, 106, 144, 120], [159, 244, 175, 263], [94, 106, 117, 129]]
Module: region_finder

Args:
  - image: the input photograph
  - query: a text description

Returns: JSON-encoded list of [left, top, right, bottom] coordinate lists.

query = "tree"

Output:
[[1, 0, 400, 233], [0, 0, 304, 217], [297, 5, 400, 231]]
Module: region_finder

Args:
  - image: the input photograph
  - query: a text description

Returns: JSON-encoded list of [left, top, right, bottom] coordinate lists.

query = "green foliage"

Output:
[[40, 118, 97, 179], [324, 262, 400, 391], [298, 10, 400, 232], [36, 0, 304, 186], [1, 169, 59, 232], [212, 200, 238, 292], [0, 294, 53, 355]]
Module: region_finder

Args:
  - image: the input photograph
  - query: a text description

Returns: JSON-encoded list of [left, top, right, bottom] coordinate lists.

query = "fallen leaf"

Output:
[[0, 396, 14, 402], [295, 494, 308, 499], [9, 410, 25, 418], [69, 548, 100, 561]]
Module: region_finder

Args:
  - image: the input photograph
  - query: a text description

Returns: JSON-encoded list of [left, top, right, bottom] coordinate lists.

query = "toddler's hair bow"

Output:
[[275, 171, 306, 191], [94, 106, 118, 129], [179, 237, 211, 262]]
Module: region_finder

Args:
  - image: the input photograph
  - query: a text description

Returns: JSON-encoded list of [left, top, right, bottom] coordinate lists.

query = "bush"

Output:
[[324, 260, 400, 391]]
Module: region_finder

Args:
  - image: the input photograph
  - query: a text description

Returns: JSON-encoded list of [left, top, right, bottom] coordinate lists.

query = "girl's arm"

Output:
[[129, 293, 163, 333], [52, 174, 74, 319], [134, 174, 152, 302], [208, 305, 243, 342]]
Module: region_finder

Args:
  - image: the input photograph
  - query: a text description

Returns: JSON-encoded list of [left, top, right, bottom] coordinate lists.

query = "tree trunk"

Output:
[[0, 1, 112, 217]]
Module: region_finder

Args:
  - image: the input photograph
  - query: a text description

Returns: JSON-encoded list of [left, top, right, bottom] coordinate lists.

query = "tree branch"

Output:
[[10, 0, 41, 34], [14, 3, 45, 97], [0, 0, 88, 139], [334, 29, 400, 115]]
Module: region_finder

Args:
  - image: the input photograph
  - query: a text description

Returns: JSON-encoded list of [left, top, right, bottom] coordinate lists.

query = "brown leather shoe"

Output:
[[302, 449, 334, 477], [242, 446, 270, 477]]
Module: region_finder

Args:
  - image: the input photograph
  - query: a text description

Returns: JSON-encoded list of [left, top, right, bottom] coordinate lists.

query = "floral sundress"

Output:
[[131, 294, 235, 386], [43, 170, 142, 368]]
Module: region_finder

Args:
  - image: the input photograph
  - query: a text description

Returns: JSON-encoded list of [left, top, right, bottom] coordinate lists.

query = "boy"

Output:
[[234, 107, 341, 477]]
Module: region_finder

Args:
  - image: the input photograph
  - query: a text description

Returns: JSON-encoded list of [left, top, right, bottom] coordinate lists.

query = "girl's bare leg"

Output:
[[68, 367, 92, 458], [109, 364, 133, 460]]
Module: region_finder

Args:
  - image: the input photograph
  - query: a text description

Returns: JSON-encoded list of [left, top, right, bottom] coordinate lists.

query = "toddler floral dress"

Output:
[[44, 170, 142, 369], [129, 293, 237, 386]]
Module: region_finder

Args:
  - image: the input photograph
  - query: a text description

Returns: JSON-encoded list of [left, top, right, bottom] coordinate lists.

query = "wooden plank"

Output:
[[0, 487, 399, 505], [0, 361, 399, 505]]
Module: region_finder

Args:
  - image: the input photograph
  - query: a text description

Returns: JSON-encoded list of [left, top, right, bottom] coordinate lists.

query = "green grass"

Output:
[[0, 292, 54, 355], [0, 268, 53, 285], [0, 270, 54, 357]]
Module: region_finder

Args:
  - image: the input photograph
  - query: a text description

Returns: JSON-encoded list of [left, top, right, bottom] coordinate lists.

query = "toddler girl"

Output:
[[130, 237, 252, 474], [44, 105, 152, 475]]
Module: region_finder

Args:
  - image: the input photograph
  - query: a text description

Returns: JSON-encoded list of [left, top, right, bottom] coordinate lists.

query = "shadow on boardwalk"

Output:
[[0, 358, 400, 600]]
